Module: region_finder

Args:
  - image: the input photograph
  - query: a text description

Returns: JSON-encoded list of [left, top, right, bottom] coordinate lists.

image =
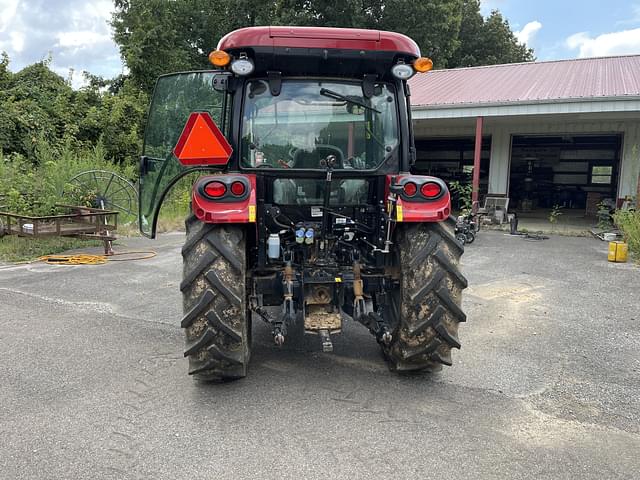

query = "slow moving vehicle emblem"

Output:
[[173, 112, 233, 166]]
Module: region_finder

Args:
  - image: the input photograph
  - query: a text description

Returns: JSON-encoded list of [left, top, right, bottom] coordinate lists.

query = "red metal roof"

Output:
[[409, 55, 640, 108]]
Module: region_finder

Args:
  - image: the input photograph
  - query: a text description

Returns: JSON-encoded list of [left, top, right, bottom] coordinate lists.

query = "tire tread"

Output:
[[384, 220, 467, 372], [181, 221, 249, 381]]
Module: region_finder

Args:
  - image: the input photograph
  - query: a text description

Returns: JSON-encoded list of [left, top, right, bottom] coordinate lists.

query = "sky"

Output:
[[482, 0, 640, 61], [1, 0, 640, 88], [0, 0, 121, 87]]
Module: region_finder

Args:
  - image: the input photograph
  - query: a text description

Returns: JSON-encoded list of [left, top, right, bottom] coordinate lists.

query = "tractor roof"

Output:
[[216, 26, 421, 79], [218, 26, 420, 57]]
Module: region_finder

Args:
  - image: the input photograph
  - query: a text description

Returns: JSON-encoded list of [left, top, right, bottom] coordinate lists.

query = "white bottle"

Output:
[[267, 233, 280, 259]]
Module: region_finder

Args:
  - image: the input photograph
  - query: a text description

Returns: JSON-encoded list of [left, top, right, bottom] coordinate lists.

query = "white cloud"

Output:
[[515, 21, 542, 46], [52, 66, 89, 90], [0, 0, 123, 84], [9, 30, 24, 52], [566, 28, 640, 57], [56, 30, 111, 48], [0, 0, 19, 33]]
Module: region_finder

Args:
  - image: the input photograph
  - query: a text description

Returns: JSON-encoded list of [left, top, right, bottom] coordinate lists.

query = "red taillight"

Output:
[[204, 181, 226, 198], [403, 182, 417, 197], [421, 182, 441, 198], [230, 181, 246, 196]]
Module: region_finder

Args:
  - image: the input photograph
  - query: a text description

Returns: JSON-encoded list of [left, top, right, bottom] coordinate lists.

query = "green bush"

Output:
[[613, 209, 640, 254], [448, 180, 473, 212]]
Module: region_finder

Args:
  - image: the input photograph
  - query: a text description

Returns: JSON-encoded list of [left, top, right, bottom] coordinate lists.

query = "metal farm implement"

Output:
[[0, 205, 118, 255]]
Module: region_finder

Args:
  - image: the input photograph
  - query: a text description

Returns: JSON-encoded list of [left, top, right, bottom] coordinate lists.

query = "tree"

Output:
[[449, 0, 534, 67], [111, 0, 464, 90], [0, 52, 147, 166], [0, 52, 11, 89], [379, 0, 463, 68], [0, 60, 74, 158], [112, 0, 534, 92], [479, 9, 534, 64], [111, 0, 257, 93]]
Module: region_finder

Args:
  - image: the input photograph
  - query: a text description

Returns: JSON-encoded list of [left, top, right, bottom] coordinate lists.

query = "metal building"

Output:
[[409, 55, 640, 218]]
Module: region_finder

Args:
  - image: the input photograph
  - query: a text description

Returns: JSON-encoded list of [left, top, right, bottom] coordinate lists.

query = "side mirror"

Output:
[[139, 156, 158, 178], [140, 156, 149, 176]]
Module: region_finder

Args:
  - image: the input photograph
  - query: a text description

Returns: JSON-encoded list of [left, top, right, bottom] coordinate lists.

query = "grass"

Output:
[[0, 235, 102, 263], [0, 140, 136, 217], [151, 174, 194, 234], [613, 209, 640, 257]]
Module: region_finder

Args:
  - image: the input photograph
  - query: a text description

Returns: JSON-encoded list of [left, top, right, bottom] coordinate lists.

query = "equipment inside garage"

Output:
[[414, 136, 491, 210], [510, 134, 621, 214]]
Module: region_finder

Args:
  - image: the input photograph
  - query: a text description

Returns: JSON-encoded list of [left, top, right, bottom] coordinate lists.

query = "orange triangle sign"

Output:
[[173, 112, 233, 166]]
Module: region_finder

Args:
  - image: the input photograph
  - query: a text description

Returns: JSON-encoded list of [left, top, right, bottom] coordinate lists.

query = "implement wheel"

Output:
[[180, 215, 250, 381], [384, 217, 468, 372]]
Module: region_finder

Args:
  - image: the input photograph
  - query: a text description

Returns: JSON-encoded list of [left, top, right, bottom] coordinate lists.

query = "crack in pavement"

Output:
[[0, 287, 176, 328]]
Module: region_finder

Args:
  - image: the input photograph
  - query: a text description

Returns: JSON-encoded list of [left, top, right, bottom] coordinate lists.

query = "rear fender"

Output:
[[192, 174, 257, 224], [386, 175, 451, 222]]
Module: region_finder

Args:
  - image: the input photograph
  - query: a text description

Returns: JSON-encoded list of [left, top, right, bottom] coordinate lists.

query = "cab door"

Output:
[[139, 71, 231, 238]]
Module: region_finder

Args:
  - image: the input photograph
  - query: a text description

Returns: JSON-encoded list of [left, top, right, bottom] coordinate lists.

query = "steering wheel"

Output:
[[292, 145, 344, 169]]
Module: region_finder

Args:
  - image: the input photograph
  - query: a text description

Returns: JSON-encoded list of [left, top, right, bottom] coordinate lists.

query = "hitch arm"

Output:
[[275, 257, 297, 346], [352, 265, 393, 345]]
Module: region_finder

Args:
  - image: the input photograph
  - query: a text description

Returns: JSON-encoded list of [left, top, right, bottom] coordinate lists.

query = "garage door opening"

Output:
[[509, 134, 622, 222]]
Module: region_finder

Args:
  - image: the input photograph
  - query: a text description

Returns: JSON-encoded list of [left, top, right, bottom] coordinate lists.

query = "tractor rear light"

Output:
[[209, 50, 231, 67], [230, 56, 254, 76], [391, 63, 414, 80], [230, 181, 246, 196], [403, 182, 417, 197], [204, 181, 227, 198], [421, 182, 442, 198]]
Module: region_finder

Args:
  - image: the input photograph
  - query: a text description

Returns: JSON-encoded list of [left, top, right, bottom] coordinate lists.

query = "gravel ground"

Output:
[[0, 230, 638, 479]]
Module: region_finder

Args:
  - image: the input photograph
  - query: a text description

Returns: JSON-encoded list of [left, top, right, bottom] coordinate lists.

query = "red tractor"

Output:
[[139, 26, 467, 381]]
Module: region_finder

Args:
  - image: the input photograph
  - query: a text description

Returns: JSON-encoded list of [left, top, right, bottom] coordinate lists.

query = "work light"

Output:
[[231, 55, 255, 76], [391, 63, 414, 79]]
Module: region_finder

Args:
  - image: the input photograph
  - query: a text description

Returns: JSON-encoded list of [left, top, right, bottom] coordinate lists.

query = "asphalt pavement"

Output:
[[0, 230, 639, 479]]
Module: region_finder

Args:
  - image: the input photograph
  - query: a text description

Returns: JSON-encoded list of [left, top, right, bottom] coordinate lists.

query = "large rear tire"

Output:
[[384, 217, 468, 372], [180, 216, 251, 381]]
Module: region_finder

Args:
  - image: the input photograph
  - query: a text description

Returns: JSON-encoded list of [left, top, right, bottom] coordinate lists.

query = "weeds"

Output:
[[613, 209, 640, 255], [548, 204, 563, 225], [0, 137, 135, 216], [449, 180, 473, 213]]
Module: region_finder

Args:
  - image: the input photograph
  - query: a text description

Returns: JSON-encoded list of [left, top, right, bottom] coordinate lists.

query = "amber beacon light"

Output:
[[209, 50, 231, 67], [413, 57, 434, 73]]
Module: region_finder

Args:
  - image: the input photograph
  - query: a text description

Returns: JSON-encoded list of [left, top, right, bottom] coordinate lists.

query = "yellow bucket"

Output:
[[608, 241, 628, 263]]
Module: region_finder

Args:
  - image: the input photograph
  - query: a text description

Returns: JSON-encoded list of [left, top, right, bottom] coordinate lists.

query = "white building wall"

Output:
[[620, 123, 640, 200], [488, 128, 510, 194], [413, 118, 640, 199]]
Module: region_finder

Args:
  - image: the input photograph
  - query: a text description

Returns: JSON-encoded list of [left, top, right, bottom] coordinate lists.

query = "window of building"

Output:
[[591, 165, 613, 184]]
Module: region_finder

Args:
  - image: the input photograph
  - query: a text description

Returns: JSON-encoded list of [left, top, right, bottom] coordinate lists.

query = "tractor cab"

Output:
[[139, 27, 466, 381]]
